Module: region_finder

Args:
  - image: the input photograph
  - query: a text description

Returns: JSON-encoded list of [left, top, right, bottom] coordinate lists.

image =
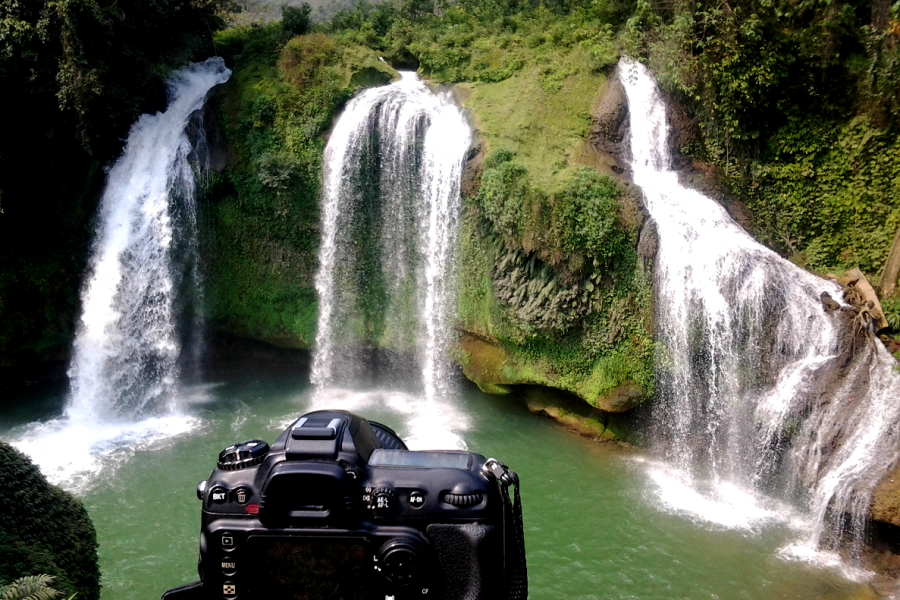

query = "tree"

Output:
[[283, 4, 312, 36]]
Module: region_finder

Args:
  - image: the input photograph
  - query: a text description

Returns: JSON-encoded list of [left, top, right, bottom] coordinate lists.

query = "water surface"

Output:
[[2, 362, 871, 600]]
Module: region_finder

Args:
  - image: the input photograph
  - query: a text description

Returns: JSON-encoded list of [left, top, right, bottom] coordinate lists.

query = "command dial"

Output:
[[217, 440, 270, 471]]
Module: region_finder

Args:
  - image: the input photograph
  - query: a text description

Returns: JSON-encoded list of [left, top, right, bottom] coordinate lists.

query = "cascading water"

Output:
[[12, 58, 230, 489], [620, 58, 900, 571], [311, 72, 471, 449]]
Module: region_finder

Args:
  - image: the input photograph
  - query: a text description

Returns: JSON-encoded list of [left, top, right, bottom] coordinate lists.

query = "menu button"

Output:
[[221, 559, 237, 576]]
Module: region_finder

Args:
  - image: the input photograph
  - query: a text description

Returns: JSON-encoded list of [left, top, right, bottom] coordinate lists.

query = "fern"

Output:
[[882, 297, 900, 330], [0, 575, 66, 600]]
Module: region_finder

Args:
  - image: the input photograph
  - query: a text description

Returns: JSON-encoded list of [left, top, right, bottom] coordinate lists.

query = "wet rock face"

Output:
[[872, 464, 900, 527], [637, 218, 658, 267], [461, 138, 485, 199], [186, 83, 229, 174], [585, 72, 631, 177]]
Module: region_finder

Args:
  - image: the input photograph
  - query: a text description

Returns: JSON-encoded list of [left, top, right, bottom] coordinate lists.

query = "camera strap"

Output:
[[484, 459, 528, 600]]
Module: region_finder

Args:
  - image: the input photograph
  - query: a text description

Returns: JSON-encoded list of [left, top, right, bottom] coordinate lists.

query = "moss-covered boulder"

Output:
[[454, 63, 655, 416], [0, 442, 100, 600]]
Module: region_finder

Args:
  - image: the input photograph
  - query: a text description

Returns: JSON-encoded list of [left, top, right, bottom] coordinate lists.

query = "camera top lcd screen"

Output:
[[368, 449, 473, 469]]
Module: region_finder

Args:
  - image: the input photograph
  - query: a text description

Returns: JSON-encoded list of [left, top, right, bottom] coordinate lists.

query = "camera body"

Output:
[[179, 410, 512, 600]]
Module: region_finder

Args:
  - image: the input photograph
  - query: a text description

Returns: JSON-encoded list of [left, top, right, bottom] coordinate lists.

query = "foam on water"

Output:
[[634, 456, 797, 532], [10, 413, 200, 494]]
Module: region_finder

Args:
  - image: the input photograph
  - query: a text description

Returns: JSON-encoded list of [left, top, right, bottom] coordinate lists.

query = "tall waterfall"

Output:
[[620, 59, 900, 567], [11, 59, 230, 490], [67, 58, 230, 422], [312, 72, 471, 408]]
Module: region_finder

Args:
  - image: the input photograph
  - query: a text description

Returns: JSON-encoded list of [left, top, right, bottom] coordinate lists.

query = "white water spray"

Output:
[[620, 58, 900, 569], [11, 58, 230, 490], [313, 73, 471, 405]]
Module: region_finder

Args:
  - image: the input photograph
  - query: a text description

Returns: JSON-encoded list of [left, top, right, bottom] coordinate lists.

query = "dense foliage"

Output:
[[632, 0, 900, 279], [0, 0, 236, 364], [460, 153, 654, 401], [0, 443, 100, 600], [327, 0, 628, 84]]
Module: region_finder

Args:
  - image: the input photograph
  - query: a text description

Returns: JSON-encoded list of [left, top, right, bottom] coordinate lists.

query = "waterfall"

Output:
[[620, 58, 900, 568], [312, 72, 471, 408], [11, 59, 230, 490], [66, 58, 230, 421]]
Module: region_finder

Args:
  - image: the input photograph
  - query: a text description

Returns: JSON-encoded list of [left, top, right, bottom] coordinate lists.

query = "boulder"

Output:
[[456, 330, 647, 414], [596, 381, 646, 413]]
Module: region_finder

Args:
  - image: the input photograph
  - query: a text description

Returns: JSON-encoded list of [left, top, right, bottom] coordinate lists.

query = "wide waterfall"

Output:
[[620, 59, 900, 570], [312, 72, 471, 414], [12, 58, 230, 489]]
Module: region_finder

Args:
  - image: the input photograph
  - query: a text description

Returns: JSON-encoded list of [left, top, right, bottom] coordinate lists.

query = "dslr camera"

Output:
[[163, 410, 526, 600]]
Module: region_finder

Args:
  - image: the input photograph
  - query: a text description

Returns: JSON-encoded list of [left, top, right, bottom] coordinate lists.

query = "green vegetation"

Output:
[[0, 443, 100, 600], [283, 4, 314, 35], [202, 25, 394, 347], [0, 575, 72, 600], [458, 161, 654, 404]]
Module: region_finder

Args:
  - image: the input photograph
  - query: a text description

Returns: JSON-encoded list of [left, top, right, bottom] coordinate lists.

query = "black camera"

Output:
[[162, 410, 526, 600]]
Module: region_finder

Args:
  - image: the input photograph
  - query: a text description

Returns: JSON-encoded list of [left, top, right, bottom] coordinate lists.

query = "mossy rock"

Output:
[[458, 331, 647, 413], [0, 442, 100, 599], [872, 462, 900, 528]]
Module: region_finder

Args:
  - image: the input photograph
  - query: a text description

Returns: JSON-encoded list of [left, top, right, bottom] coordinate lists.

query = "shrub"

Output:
[[0, 443, 100, 600]]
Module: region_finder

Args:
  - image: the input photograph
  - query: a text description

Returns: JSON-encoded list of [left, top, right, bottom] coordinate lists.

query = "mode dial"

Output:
[[369, 487, 397, 515], [217, 440, 270, 471]]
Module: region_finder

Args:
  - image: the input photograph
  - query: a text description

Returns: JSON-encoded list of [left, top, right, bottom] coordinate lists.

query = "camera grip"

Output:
[[425, 523, 499, 600]]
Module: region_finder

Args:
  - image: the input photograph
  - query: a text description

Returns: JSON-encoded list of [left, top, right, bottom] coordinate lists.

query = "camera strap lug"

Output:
[[483, 458, 528, 600]]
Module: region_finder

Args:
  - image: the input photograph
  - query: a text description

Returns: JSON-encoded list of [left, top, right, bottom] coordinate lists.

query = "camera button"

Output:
[[220, 559, 237, 576], [210, 487, 228, 504], [408, 491, 425, 508], [232, 487, 251, 505], [220, 531, 236, 550], [222, 581, 237, 599]]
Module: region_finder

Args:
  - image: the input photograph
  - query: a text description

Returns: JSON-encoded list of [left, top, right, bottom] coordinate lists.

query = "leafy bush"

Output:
[[476, 155, 631, 275], [883, 296, 900, 331], [0, 443, 100, 600]]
